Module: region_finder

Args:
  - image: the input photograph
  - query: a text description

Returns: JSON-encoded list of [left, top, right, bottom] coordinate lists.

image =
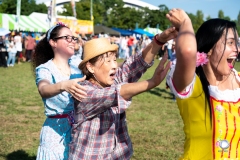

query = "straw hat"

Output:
[[79, 38, 118, 69]]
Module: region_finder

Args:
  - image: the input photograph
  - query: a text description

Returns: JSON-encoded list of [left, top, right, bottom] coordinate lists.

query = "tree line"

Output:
[[0, 0, 240, 34]]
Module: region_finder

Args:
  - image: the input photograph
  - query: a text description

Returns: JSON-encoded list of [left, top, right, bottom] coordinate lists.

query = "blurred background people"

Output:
[[0, 36, 7, 67], [25, 33, 36, 62], [14, 32, 23, 64]]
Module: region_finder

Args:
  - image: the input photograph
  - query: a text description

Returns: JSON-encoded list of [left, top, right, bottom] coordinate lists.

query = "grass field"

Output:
[[1, 60, 240, 160]]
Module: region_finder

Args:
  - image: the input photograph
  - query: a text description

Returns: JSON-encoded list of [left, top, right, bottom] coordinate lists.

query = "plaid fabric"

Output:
[[69, 53, 153, 160]]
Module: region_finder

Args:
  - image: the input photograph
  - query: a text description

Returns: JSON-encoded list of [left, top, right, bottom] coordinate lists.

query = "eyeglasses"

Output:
[[54, 36, 78, 43]]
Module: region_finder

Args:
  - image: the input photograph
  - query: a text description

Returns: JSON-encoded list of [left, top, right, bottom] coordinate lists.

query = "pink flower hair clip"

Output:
[[56, 22, 67, 27], [196, 52, 208, 67]]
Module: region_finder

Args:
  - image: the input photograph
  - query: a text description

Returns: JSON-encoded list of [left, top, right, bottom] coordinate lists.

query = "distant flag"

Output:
[[16, 0, 21, 31], [71, 0, 77, 18], [71, 0, 77, 34], [47, 1, 52, 22], [49, 0, 56, 27]]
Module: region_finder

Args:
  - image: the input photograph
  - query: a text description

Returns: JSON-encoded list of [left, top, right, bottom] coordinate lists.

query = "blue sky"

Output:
[[142, 0, 240, 21]]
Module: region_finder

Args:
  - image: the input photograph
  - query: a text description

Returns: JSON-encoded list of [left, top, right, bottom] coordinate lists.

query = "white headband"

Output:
[[46, 22, 67, 42]]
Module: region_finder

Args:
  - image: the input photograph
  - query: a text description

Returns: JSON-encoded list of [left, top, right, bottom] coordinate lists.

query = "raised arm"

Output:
[[76, 52, 170, 118], [115, 27, 178, 84], [167, 9, 197, 92], [142, 27, 178, 64]]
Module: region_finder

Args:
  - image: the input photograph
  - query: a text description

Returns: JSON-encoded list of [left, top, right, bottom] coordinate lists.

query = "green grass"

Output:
[[1, 60, 240, 160]]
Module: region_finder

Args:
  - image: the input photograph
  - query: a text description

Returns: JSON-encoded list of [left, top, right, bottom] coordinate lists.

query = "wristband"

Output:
[[154, 34, 165, 46]]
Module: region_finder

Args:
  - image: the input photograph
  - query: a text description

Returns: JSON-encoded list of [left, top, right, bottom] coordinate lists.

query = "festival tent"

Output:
[[0, 13, 49, 32], [30, 12, 93, 35], [94, 25, 120, 36], [144, 27, 162, 35], [0, 28, 10, 36], [112, 27, 133, 36], [132, 28, 154, 38]]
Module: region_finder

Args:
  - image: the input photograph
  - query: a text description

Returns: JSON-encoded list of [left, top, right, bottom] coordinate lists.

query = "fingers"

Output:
[[161, 60, 171, 76], [159, 52, 168, 64], [73, 93, 84, 102], [156, 52, 169, 74], [166, 8, 177, 17], [69, 79, 87, 101], [76, 75, 86, 82], [75, 83, 87, 93], [71, 87, 86, 102], [157, 57, 171, 81]]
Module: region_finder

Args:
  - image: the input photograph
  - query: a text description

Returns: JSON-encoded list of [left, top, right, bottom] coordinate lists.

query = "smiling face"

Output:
[[87, 52, 117, 87], [209, 28, 239, 77], [50, 27, 76, 58]]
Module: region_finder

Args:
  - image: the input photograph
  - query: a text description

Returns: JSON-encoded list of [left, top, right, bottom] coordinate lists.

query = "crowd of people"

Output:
[[0, 28, 180, 69], [3, 7, 239, 160], [0, 31, 40, 67]]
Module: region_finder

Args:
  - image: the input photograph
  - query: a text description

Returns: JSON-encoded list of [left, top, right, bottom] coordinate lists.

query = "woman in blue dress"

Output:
[[32, 22, 86, 160]]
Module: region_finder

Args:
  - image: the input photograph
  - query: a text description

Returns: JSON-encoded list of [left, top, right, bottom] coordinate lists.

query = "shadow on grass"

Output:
[[0, 150, 36, 160], [148, 87, 174, 100]]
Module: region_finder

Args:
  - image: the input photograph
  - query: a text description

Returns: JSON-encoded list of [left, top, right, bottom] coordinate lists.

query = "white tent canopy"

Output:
[[0, 13, 49, 32]]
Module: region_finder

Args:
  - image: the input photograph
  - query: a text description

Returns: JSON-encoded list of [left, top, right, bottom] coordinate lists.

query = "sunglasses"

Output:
[[54, 36, 78, 43]]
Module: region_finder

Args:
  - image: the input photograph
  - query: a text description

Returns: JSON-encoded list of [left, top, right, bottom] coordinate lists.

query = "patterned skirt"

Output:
[[36, 117, 71, 160]]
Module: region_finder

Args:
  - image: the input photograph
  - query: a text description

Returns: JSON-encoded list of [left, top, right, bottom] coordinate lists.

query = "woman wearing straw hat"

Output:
[[69, 26, 178, 159]]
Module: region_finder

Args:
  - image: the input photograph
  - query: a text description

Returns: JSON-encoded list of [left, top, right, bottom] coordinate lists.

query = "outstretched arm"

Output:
[[37, 73, 87, 101], [120, 52, 170, 100], [77, 53, 170, 118]]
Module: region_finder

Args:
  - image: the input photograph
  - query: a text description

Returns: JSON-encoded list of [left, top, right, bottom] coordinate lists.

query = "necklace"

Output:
[[53, 61, 71, 77], [52, 59, 71, 77], [57, 67, 71, 77]]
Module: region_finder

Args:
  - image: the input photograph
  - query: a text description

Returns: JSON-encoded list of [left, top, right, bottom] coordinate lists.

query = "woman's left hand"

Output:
[[156, 27, 178, 43], [151, 52, 171, 86], [63, 76, 87, 102]]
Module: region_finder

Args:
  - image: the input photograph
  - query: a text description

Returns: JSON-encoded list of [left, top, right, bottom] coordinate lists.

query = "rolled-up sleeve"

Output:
[[74, 83, 131, 123], [115, 52, 153, 84]]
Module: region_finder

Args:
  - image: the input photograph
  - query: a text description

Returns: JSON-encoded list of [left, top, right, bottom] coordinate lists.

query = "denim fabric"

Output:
[[7, 52, 16, 66]]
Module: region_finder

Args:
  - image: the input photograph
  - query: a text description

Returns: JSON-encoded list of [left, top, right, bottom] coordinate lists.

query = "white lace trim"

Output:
[[209, 68, 240, 102], [167, 67, 240, 101]]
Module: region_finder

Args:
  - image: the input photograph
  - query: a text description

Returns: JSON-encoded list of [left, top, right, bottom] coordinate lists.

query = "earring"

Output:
[[207, 49, 212, 56]]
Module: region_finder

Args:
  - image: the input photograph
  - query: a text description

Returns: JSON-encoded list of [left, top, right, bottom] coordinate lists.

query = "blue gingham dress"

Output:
[[36, 55, 83, 160]]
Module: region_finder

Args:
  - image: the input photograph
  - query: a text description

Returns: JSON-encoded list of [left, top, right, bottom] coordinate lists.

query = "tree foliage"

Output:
[[59, 1, 171, 30], [237, 11, 240, 35], [0, 0, 239, 35], [238, 11, 240, 26], [218, 10, 231, 21], [0, 0, 47, 15]]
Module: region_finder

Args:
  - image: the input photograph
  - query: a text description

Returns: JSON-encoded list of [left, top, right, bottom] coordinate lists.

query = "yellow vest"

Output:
[[177, 75, 240, 160]]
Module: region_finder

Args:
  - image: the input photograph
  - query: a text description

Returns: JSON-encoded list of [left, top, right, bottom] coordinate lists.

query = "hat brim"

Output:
[[79, 44, 118, 69]]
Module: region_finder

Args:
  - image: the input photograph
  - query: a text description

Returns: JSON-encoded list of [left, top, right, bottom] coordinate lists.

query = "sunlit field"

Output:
[[1, 60, 240, 160]]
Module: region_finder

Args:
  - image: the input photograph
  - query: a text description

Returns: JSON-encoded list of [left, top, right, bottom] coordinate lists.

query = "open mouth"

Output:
[[227, 56, 236, 69], [109, 73, 116, 79]]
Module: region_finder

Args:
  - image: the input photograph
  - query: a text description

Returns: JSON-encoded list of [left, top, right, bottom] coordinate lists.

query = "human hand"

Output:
[[166, 8, 190, 30], [63, 75, 87, 101], [157, 27, 178, 43], [150, 52, 171, 87]]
